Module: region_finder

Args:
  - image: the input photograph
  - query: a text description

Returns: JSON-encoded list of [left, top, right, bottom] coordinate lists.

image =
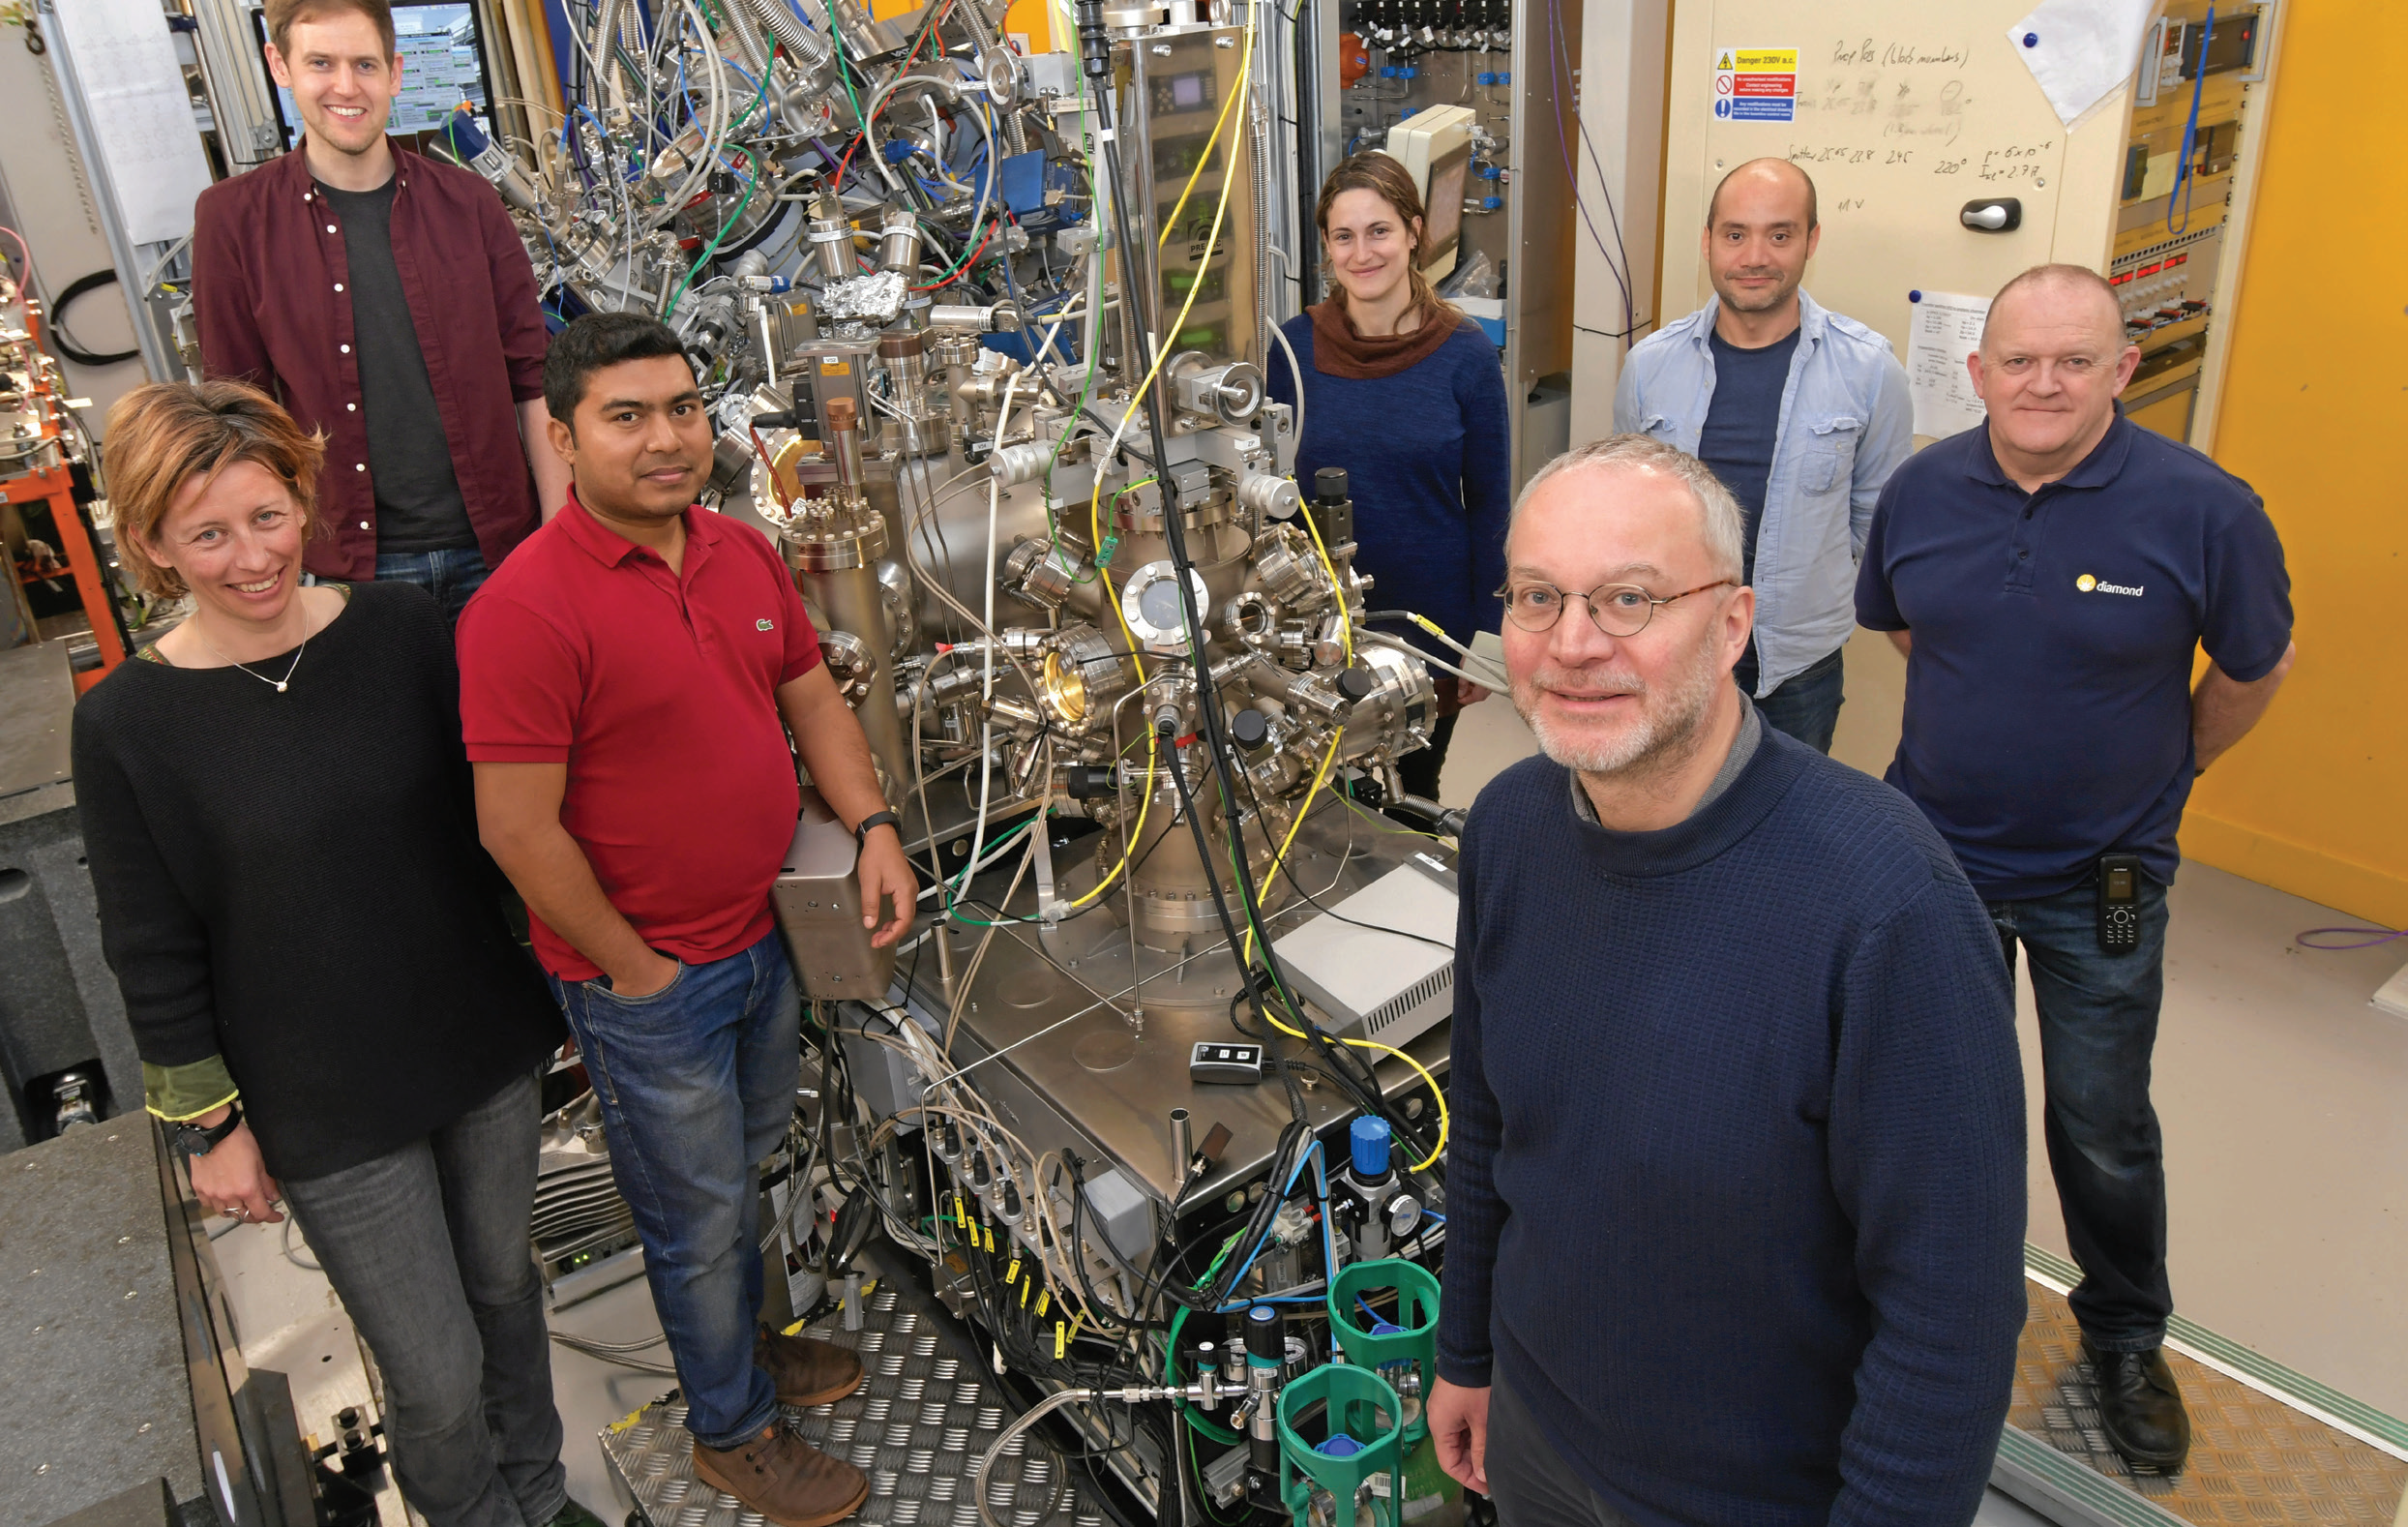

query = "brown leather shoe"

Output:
[[691, 1422, 868, 1527], [756, 1325, 865, 1407]]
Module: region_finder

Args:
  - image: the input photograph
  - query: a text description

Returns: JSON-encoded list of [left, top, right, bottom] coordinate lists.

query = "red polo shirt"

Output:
[[456, 494, 821, 979]]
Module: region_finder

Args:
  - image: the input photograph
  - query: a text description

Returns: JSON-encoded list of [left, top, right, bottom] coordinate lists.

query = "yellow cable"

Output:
[[1242, 726, 1344, 965], [1070, 20, 1256, 906], [1155, 38, 1252, 252], [1236, 726, 1450, 1171]]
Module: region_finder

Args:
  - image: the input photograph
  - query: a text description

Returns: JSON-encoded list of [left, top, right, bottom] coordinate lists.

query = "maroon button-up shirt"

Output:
[[193, 142, 550, 581]]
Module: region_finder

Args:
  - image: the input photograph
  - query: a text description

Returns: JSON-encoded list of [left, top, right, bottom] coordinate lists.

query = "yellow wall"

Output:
[[2181, 5, 2408, 927]]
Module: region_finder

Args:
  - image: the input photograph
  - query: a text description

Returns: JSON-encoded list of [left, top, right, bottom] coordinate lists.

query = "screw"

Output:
[[137, 1423, 152, 1434], [125, 1290, 137, 1300]]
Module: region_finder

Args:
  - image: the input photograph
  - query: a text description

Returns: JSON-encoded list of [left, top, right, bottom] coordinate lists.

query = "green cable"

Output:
[[663, 58, 773, 317], [1164, 1234, 1246, 1444]]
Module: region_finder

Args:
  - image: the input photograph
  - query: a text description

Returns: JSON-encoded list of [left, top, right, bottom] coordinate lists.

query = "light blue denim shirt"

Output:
[[1613, 290, 1912, 696]]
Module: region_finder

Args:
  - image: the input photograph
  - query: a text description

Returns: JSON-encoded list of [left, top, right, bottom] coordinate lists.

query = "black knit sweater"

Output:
[[73, 581, 561, 1181]]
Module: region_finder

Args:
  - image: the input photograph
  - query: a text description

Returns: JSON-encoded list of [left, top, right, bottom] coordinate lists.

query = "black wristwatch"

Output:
[[171, 1102, 244, 1158], [852, 810, 901, 848]]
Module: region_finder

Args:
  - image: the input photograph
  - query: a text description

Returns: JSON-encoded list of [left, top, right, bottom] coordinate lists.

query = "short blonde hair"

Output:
[[104, 380, 325, 599]]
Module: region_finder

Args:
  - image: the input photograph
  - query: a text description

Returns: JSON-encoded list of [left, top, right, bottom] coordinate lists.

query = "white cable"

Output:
[[1267, 303, 1306, 458], [956, 371, 1025, 903]]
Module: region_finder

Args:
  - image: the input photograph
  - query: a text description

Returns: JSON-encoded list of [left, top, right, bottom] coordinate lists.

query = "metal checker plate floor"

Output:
[[2010, 1280, 2407, 1523], [601, 1282, 1107, 1527]]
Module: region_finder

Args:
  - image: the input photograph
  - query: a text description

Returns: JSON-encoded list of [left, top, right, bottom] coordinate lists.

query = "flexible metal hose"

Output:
[[1247, 66, 1273, 361], [741, 0, 835, 75], [974, 1390, 1091, 1527]]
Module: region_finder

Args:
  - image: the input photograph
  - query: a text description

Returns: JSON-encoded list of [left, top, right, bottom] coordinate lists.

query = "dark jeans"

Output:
[[1485, 1371, 1637, 1527], [1989, 873, 2174, 1351], [1739, 646, 1846, 754], [547, 930, 799, 1449], [375, 546, 491, 624], [282, 1071, 565, 1527]]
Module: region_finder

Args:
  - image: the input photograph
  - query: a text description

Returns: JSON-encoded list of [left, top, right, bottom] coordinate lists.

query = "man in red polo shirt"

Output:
[[458, 313, 912, 1527]]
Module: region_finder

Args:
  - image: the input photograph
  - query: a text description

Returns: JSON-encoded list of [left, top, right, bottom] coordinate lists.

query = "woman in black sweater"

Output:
[[74, 380, 595, 1527]]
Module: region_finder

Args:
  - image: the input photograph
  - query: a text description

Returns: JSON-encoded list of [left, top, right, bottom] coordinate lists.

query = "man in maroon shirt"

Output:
[[193, 0, 571, 619], [459, 314, 913, 1527]]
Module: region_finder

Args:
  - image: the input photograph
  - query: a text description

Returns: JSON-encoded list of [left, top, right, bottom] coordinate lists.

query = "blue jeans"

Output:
[[375, 546, 491, 624], [1988, 873, 2173, 1351], [1741, 645, 1846, 754], [548, 930, 800, 1448], [282, 1071, 565, 1527]]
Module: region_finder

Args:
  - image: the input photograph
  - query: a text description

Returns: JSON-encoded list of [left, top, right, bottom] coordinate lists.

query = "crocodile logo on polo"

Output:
[[758, 617, 776, 631]]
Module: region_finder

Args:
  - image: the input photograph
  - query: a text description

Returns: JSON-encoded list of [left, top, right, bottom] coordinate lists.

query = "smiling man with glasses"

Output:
[[1423, 434, 2027, 1527]]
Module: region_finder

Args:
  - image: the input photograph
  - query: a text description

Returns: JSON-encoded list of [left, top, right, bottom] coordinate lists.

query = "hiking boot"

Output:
[[692, 1422, 869, 1527], [2084, 1341, 2192, 1472], [757, 1324, 865, 1408]]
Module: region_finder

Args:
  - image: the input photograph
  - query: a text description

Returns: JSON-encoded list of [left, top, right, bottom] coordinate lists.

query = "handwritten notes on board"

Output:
[[50, 0, 214, 247], [1906, 291, 1992, 438], [1712, 33, 2062, 224]]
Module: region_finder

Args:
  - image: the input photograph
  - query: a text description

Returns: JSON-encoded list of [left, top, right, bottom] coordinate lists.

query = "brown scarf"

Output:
[[1307, 297, 1464, 380]]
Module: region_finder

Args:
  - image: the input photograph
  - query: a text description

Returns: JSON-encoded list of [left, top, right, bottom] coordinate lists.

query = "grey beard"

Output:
[[1515, 642, 1723, 780]]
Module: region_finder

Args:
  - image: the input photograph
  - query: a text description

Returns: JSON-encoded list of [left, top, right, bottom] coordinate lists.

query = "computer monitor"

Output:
[[253, 1, 497, 154], [1383, 105, 1478, 286]]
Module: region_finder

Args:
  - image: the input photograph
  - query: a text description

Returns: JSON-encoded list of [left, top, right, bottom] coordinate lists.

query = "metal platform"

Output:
[[1995, 1248, 2408, 1526], [600, 1280, 1107, 1527]]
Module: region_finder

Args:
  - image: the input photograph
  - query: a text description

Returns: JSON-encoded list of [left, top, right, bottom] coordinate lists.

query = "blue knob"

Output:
[[1477, 164, 1500, 179], [1351, 1117, 1392, 1178], [1499, 71, 1511, 83], [1478, 195, 1501, 210]]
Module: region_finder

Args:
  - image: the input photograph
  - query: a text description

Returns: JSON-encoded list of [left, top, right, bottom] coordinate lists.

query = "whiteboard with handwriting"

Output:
[[1662, 1, 2131, 434]]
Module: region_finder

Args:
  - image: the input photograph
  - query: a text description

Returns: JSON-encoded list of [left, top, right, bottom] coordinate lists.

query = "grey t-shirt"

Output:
[[317, 178, 478, 554]]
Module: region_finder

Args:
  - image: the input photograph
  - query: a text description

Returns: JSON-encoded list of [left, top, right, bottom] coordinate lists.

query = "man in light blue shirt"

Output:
[[1615, 159, 1911, 751]]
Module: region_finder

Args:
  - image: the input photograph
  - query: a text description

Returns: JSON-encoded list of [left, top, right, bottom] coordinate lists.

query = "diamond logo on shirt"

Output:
[[2075, 573, 2144, 597], [757, 617, 775, 631]]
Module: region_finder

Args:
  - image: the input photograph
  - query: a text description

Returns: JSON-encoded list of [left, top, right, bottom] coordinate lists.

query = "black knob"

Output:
[[1314, 467, 1349, 504], [1336, 666, 1376, 702], [1245, 1303, 1284, 1362], [971, 1153, 992, 1187], [1230, 707, 1271, 750], [1001, 1180, 1023, 1217]]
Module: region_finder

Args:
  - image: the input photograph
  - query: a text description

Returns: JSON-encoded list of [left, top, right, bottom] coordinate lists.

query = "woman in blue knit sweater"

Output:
[[1268, 152, 1513, 801]]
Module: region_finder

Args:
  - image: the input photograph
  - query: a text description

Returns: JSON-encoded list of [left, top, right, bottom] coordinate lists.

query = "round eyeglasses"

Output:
[[1494, 579, 1735, 638]]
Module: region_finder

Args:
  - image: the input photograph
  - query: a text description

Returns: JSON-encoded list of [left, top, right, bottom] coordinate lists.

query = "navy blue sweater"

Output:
[[1266, 313, 1510, 653], [1441, 732, 2026, 1527]]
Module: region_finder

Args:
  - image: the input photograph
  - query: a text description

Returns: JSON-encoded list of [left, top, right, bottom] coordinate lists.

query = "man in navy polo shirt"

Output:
[[460, 314, 913, 1527], [1858, 264, 2295, 1474]]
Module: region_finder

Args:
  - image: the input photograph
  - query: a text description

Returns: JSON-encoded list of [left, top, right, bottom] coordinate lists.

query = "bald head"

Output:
[[1707, 158, 1818, 231], [1982, 263, 2125, 355]]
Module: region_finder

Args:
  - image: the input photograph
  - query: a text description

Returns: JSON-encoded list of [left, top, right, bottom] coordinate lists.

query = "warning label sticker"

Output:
[[1712, 45, 1796, 122]]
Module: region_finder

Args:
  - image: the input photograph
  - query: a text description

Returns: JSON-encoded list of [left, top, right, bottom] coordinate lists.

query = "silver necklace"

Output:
[[195, 626, 308, 693]]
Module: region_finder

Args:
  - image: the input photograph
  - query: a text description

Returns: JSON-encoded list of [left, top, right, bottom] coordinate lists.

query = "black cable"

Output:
[[49, 270, 140, 367]]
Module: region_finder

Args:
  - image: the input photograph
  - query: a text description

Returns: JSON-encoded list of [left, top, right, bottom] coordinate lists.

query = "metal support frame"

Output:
[[34, 0, 186, 381], [5, 464, 127, 690]]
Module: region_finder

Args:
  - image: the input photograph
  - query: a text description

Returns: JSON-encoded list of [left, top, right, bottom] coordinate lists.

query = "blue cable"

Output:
[[2167, 7, 2215, 236]]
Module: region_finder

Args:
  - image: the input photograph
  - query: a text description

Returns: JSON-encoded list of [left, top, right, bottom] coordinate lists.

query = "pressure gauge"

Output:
[[1385, 1192, 1425, 1241]]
